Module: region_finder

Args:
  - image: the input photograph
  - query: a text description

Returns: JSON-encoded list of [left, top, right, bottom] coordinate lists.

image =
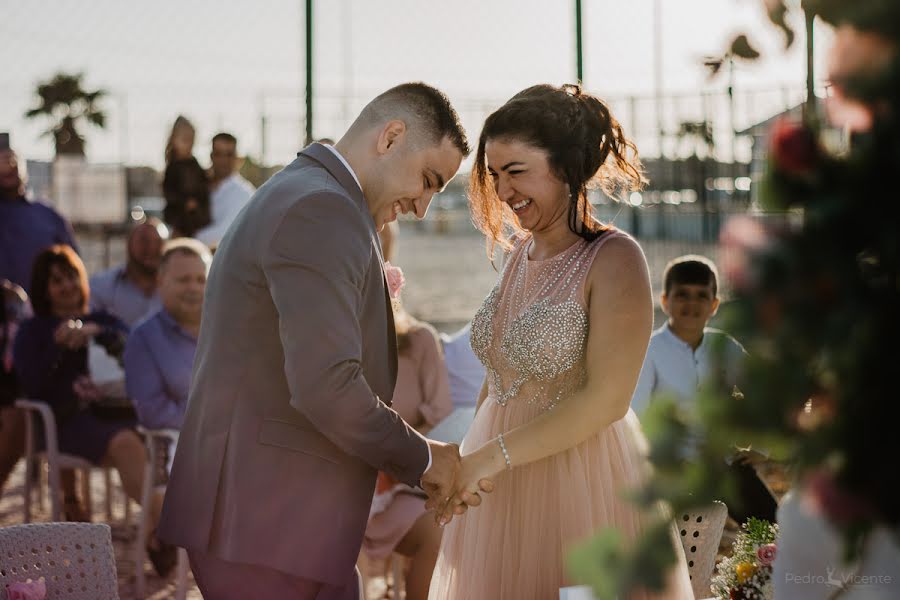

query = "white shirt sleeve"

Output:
[[195, 177, 255, 246], [631, 354, 657, 416]]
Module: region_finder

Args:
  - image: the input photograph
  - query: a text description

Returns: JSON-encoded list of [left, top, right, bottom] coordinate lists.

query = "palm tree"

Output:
[[25, 72, 107, 157]]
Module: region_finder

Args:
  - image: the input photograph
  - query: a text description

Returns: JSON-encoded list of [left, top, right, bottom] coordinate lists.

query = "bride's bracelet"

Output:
[[497, 434, 512, 470]]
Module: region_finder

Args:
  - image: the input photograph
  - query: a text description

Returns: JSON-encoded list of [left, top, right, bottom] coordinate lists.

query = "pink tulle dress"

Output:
[[429, 230, 693, 600]]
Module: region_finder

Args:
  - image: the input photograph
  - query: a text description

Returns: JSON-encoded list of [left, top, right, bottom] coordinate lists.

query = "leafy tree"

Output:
[[25, 72, 107, 157]]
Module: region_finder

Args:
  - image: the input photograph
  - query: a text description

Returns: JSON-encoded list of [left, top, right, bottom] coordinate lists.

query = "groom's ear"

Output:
[[376, 119, 408, 155]]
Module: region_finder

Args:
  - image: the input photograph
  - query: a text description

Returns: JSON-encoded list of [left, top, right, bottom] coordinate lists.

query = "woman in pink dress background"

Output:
[[362, 224, 453, 599], [428, 84, 693, 599]]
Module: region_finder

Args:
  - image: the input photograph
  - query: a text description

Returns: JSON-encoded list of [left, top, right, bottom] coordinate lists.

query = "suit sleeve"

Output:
[[261, 192, 430, 486]]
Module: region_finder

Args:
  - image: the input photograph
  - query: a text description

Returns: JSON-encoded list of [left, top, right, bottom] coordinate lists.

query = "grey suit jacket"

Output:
[[158, 143, 431, 586]]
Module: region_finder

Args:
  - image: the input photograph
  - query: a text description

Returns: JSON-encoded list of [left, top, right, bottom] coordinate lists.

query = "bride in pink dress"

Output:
[[428, 84, 693, 600]]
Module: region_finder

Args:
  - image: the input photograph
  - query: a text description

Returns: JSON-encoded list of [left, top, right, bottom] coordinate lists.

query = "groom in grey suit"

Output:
[[159, 83, 474, 599]]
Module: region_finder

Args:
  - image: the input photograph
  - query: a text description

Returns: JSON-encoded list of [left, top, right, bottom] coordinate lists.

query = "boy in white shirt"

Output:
[[632, 255, 745, 414], [632, 255, 776, 522]]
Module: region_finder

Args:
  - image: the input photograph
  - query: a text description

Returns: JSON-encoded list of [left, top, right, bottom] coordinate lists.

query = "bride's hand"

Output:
[[434, 445, 502, 525]]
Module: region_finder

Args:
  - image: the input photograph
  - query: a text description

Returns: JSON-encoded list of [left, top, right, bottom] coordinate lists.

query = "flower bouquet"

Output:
[[711, 518, 778, 600]]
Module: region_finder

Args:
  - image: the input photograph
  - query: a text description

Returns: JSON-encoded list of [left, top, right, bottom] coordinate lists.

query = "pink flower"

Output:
[[384, 262, 406, 299], [756, 543, 777, 566], [6, 579, 47, 600], [719, 216, 769, 292], [770, 117, 819, 176]]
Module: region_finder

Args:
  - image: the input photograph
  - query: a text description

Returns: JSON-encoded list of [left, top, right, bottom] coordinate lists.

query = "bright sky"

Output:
[[3, 0, 833, 168]]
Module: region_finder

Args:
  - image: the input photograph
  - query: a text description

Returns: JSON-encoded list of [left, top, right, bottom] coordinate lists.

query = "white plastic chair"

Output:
[[677, 502, 728, 599], [16, 399, 130, 524], [0, 521, 119, 599], [132, 426, 187, 599]]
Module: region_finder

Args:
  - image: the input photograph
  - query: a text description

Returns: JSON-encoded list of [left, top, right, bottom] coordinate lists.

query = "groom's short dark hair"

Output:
[[358, 82, 470, 156]]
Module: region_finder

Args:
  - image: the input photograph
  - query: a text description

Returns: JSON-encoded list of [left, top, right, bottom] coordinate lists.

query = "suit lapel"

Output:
[[384, 286, 398, 390], [298, 143, 367, 216], [298, 142, 399, 389], [374, 237, 399, 390]]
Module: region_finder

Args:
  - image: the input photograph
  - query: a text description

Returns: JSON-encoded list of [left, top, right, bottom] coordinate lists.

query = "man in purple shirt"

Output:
[[0, 133, 79, 293], [124, 238, 210, 430]]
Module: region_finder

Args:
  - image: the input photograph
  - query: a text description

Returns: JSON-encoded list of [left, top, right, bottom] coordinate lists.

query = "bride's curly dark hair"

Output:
[[469, 84, 646, 255]]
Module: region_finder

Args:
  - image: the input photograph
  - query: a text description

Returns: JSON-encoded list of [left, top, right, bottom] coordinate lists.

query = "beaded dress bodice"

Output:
[[471, 230, 620, 412]]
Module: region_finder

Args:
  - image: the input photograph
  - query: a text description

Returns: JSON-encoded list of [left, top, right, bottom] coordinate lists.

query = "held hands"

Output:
[[420, 440, 461, 514], [422, 440, 500, 526]]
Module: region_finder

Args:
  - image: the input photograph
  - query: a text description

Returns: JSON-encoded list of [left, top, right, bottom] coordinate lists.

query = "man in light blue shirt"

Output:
[[90, 219, 167, 327], [124, 238, 210, 430]]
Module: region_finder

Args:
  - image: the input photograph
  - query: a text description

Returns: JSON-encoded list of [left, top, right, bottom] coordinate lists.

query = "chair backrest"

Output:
[[0, 522, 119, 600], [677, 502, 728, 600]]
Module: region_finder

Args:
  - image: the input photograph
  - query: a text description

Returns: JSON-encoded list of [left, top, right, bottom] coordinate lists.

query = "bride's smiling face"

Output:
[[485, 138, 569, 233]]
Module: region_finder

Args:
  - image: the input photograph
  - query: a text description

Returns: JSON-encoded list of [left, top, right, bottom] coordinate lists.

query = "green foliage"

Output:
[[567, 3, 900, 597], [568, 523, 679, 600], [742, 518, 778, 546], [25, 72, 108, 156], [711, 519, 779, 599]]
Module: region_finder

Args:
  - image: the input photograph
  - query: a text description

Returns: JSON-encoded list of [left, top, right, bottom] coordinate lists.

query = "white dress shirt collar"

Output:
[[322, 144, 362, 192]]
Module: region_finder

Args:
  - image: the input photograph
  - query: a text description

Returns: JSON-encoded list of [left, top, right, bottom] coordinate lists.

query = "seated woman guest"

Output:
[[362, 227, 453, 600], [124, 238, 211, 431], [13, 244, 175, 575]]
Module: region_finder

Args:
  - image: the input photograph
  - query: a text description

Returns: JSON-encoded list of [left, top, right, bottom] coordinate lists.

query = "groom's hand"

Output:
[[420, 440, 461, 514]]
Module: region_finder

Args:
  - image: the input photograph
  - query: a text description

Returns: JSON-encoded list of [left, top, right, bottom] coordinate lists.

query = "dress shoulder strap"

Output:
[[570, 227, 634, 305]]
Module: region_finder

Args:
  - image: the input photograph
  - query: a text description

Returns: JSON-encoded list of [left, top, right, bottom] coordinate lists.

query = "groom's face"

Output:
[[367, 129, 462, 230]]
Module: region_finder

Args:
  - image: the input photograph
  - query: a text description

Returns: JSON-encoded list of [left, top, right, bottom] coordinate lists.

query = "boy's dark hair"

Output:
[[663, 255, 719, 297]]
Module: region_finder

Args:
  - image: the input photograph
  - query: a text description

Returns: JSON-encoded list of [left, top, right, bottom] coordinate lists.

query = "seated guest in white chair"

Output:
[[361, 226, 453, 600], [14, 245, 175, 575], [363, 302, 453, 600], [124, 238, 210, 432]]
